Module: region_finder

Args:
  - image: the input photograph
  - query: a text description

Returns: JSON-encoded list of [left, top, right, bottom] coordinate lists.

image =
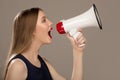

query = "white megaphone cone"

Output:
[[56, 4, 102, 42]]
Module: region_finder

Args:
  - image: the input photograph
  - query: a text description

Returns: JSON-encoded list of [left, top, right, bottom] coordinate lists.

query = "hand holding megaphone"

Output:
[[56, 4, 102, 43], [67, 29, 86, 48]]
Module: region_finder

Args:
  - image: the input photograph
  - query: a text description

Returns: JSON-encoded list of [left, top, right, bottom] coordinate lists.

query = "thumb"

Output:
[[66, 33, 76, 46], [66, 33, 73, 40]]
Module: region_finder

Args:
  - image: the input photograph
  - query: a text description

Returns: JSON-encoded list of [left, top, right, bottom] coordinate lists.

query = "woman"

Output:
[[4, 7, 86, 80]]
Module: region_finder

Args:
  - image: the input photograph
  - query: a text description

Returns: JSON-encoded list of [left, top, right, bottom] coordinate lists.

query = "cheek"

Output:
[[35, 24, 48, 38]]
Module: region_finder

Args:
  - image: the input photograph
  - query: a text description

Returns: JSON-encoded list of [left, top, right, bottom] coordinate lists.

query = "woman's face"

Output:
[[33, 11, 53, 45]]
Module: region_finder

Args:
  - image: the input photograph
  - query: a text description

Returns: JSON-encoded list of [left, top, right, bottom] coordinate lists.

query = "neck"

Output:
[[22, 39, 43, 58]]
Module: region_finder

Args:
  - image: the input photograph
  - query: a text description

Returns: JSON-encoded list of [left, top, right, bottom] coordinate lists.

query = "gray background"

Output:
[[0, 0, 120, 80]]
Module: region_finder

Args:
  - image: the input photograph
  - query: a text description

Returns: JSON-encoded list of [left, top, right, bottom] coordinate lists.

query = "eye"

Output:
[[42, 18, 46, 23]]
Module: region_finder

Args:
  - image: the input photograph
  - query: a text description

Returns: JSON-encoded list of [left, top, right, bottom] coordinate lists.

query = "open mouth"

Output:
[[48, 28, 53, 38]]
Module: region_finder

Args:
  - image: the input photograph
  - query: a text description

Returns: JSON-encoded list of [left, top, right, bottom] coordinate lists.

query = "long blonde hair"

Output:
[[10, 7, 43, 56], [3, 7, 43, 80]]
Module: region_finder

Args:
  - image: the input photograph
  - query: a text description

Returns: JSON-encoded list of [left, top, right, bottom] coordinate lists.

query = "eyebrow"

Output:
[[41, 16, 46, 19]]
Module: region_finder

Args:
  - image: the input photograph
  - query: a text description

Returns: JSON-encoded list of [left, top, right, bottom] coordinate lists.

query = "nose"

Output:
[[48, 19, 53, 27]]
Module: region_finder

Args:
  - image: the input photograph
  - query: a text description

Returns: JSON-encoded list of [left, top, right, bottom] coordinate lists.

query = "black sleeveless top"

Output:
[[8, 54, 53, 80]]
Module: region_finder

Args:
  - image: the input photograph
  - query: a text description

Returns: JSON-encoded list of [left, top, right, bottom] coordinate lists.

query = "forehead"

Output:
[[38, 11, 46, 19]]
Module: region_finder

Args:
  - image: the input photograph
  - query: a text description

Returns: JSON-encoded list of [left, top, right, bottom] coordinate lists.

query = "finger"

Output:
[[78, 43, 86, 48], [67, 33, 74, 41], [81, 37, 86, 44], [77, 36, 86, 45], [75, 32, 83, 42], [66, 33, 76, 45], [78, 28, 83, 32], [77, 37, 86, 48]]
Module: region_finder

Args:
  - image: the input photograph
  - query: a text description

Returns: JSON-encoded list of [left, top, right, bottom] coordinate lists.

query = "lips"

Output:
[[48, 28, 53, 38]]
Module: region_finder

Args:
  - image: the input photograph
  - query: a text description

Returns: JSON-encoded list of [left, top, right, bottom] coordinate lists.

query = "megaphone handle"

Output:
[[73, 32, 85, 47], [73, 32, 80, 40]]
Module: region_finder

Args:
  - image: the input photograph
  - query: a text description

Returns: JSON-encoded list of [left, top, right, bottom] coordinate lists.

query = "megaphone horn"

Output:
[[56, 4, 102, 40], [93, 4, 102, 30]]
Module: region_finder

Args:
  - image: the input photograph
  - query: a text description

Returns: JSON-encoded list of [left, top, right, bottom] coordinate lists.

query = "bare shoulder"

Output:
[[8, 58, 27, 71], [5, 59, 27, 80]]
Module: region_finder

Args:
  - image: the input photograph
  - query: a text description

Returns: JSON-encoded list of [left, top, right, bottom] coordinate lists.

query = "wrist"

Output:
[[73, 49, 84, 57], [73, 48, 84, 53]]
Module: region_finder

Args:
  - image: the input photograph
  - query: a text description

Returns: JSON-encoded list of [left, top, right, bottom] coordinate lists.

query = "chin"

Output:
[[41, 36, 52, 45], [45, 38, 52, 44], [46, 41, 52, 44]]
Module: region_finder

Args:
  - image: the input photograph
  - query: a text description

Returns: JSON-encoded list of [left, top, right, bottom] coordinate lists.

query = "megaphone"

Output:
[[56, 4, 102, 40]]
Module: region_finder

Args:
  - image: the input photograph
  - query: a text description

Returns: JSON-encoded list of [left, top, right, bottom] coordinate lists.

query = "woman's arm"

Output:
[[45, 30, 86, 80], [71, 49, 84, 80], [67, 30, 86, 80]]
